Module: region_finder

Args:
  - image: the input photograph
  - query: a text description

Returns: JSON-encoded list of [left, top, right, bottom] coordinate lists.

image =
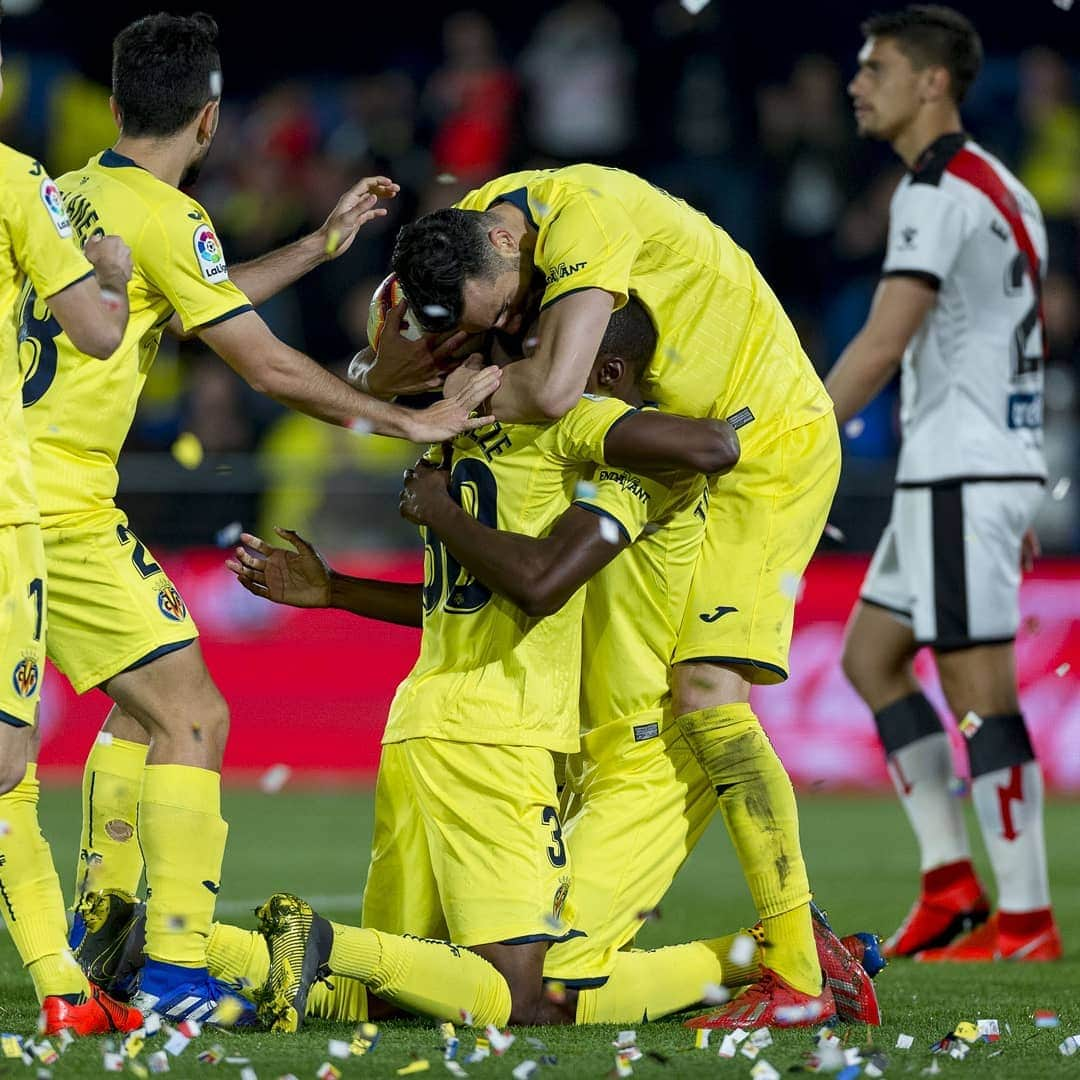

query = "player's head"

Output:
[[586, 298, 658, 404], [111, 12, 222, 186], [850, 6, 981, 140], [392, 208, 531, 336]]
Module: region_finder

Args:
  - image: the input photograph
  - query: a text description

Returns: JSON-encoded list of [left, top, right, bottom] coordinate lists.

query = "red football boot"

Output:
[[811, 908, 882, 1025], [916, 909, 1063, 963], [685, 970, 837, 1030], [885, 860, 991, 957], [39, 983, 143, 1036]]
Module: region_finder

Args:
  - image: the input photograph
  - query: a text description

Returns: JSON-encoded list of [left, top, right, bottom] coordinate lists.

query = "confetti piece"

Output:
[[435, 174, 459, 185], [680, 0, 711, 10], [444, 1064, 467, 1078], [33, 1041, 58, 1066], [240, 1069, 257, 1080], [824, 522, 846, 543], [731, 1028, 750, 1044], [349, 418, 374, 436], [740, 1042, 760, 1060], [1056, 662, 1070, 677], [728, 933, 757, 967], [459, 1010, 474, 1027], [148, 1051, 170, 1074], [750, 1028, 773, 1049], [324, 229, 342, 257], [484, 1026, 514, 1056], [259, 764, 292, 794], [844, 418, 865, 439], [864, 1057, 887, 1079], [977, 1019, 1000, 1042], [423, 305, 450, 319], [1035, 1010, 1060, 1028], [2, 1034, 22, 1058], [843, 1047, 863, 1066], [694, 1029, 710, 1049], [954, 1022, 979, 1043], [209, 996, 246, 1027], [959, 711, 983, 738], [104, 1051, 125, 1071], [350, 1023, 380, 1056], [225, 1059, 251, 1066], [614, 1050, 634, 1077], [215, 521, 243, 548], [921, 1060, 941, 1076], [948, 776, 969, 797], [316, 1065, 342, 1080], [636, 906, 661, 922], [196, 1045, 226, 1065], [544, 982, 566, 1005], [171, 432, 204, 470], [896, 1034, 914, 1049], [575, 480, 598, 500], [613, 1032, 637, 1050], [775, 1001, 826, 1025], [122, 1032, 144, 1059], [717, 1035, 737, 1059], [525, 1038, 547, 1051], [95, 730, 115, 747], [327, 1041, 350, 1061], [598, 517, 620, 544], [1060, 1036, 1080, 1056], [702, 983, 729, 1004], [464, 1037, 488, 1065], [779, 571, 805, 602], [836, 1067, 862, 1080], [949, 1042, 970, 1060], [523, 336, 540, 351], [511, 1063, 537, 1080], [396, 1063, 430, 1076], [749, 1061, 780, 1080], [1051, 477, 1071, 501], [56, 1030, 73, 1055], [100, 287, 125, 312]]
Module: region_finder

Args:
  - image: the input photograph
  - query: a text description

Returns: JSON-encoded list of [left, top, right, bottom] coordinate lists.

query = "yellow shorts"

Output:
[[673, 412, 841, 684], [361, 738, 579, 948], [543, 713, 716, 984], [0, 523, 47, 728], [42, 508, 198, 693]]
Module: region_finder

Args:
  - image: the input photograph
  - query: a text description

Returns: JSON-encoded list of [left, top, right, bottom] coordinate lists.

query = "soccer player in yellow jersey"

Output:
[[382, 163, 842, 1025], [0, 15, 146, 1033], [18, 12, 496, 1024]]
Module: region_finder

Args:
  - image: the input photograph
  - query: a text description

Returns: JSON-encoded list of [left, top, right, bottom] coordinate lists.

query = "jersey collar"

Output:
[[910, 132, 968, 186], [490, 188, 538, 231], [100, 148, 144, 170]]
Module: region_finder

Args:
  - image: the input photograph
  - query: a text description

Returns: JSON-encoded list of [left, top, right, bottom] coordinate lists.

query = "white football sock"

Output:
[[887, 732, 971, 873], [971, 761, 1051, 912]]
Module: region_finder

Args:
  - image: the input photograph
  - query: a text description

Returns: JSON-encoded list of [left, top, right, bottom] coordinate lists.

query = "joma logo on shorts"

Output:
[[545, 261, 587, 285]]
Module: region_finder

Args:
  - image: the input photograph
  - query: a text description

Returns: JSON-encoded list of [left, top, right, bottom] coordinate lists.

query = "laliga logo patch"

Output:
[[40, 178, 72, 238], [157, 585, 188, 622], [12, 657, 39, 699], [192, 223, 229, 282]]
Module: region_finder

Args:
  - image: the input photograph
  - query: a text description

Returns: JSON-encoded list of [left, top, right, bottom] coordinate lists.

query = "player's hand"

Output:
[[225, 528, 331, 608], [84, 234, 133, 291], [404, 360, 501, 442], [317, 175, 400, 261], [370, 300, 470, 398], [1021, 527, 1041, 574], [399, 459, 452, 526]]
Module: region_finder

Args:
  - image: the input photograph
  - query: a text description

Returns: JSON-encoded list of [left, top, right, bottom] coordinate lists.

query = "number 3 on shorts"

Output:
[[542, 805, 567, 868]]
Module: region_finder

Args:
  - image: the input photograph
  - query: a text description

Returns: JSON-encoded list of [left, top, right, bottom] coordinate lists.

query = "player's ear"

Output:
[[108, 96, 123, 131], [196, 99, 219, 144], [488, 225, 518, 256], [921, 64, 950, 104], [598, 357, 625, 389]]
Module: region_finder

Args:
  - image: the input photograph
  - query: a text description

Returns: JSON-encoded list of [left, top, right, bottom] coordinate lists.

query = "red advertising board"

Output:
[[35, 552, 1080, 790]]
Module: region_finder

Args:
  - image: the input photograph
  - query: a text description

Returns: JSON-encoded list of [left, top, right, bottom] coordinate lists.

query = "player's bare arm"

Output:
[[604, 413, 739, 477], [197, 310, 501, 441], [399, 460, 629, 618], [227, 528, 422, 627], [488, 288, 615, 421], [825, 275, 937, 424], [168, 176, 399, 340], [46, 234, 132, 358]]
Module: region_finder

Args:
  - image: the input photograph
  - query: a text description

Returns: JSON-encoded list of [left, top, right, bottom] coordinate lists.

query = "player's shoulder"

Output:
[[0, 142, 49, 205]]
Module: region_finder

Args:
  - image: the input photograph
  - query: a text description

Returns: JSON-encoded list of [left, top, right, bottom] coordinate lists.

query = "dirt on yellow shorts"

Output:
[[673, 412, 841, 684], [361, 737, 580, 949], [0, 523, 47, 728], [42, 508, 198, 693], [542, 712, 716, 985]]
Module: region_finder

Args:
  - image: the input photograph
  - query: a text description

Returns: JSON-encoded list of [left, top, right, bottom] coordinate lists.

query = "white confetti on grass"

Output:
[[897, 1034, 915, 1049]]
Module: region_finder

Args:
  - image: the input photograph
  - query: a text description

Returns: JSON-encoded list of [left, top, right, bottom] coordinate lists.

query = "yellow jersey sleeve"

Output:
[[141, 204, 251, 333], [538, 194, 640, 312], [547, 394, 634, 467], [4, 157, 93, 302], [575, 464, 672, 545]]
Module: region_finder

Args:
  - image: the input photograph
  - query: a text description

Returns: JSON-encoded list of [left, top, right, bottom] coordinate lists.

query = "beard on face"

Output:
[[180, 143, 212, 189]]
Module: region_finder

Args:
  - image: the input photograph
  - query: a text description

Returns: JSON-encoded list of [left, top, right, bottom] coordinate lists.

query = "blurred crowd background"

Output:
[[2, 0, 1078, 554]]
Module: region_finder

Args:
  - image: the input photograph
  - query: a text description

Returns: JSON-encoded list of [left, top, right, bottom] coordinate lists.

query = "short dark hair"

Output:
[[597, 297, 657, 375], [113, 12, 221, 137], [392, 208, 506, 332], [862, 5, 982, 104]]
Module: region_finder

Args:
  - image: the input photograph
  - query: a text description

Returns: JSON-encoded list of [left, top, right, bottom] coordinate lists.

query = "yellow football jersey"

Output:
[[385, 394, 649, 754], [577, 467, 707, 732], [0, 143, 93, 527], [457, 166, 833, 458], [19, 149, 252, 517]]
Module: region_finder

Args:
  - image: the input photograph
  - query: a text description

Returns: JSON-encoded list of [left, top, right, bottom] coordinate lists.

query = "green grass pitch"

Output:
[[2, 788, 1077, 1077]]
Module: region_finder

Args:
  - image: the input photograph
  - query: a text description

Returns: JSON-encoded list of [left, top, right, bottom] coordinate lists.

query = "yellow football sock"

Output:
[[329, 923, 511, 1026], [0, 765, 89, 1002], [140, 764, 227, 967], [308, 976, 369, 1022], [574, 935, 759, 1023], [207, 922, 268, 995], [677, 703, 819, 994], [74, 735, 147, 904]]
